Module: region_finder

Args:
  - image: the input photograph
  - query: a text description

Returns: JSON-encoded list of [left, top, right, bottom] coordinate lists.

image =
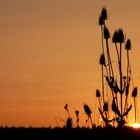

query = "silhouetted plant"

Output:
[[83, 104, 93, 127], [132, 87, 138, 123], [64, 103, 73, 128], [96, 7, 138, 127], [64, 103, 70, 117], [66, 117, 72, 129]]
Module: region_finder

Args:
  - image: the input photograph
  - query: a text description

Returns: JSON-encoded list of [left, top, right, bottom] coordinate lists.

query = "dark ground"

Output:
[[0, 126, 140, 140]]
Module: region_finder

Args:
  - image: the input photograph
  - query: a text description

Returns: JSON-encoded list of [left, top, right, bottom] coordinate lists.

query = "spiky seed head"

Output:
[[103, 102, 108, 111], [112, 31, 119, 43], [96, 89, 101, 97], [101, 7, 107, 20], [118, 29, 125, 43], [83, 104, 92, 116], [99, 15, 104, 26], [99, 54, 105, 65], [132, 87, 138, 98], [125, 39, 131, 50], [104, 26, 110, 39]]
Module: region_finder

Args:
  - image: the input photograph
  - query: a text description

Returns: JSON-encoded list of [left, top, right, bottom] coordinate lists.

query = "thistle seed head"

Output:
[[112, 31, 119, 43], [96, 89, 101, 97], [101, 7, 107, 21], [99, 53, 105, 65], [104, 26, 110, 39], [118, 29, 125, 43], [132, 87, 138, 98], [125, 39, 131, 50]]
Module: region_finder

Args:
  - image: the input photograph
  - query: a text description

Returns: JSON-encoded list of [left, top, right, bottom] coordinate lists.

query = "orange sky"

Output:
[[0, 0, 140, 127]]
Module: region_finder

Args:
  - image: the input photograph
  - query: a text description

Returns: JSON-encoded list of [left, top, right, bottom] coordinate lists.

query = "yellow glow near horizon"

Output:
[[131, 123, 140, 128]]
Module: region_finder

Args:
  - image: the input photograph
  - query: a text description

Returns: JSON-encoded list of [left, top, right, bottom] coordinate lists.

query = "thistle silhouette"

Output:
[[64, 103, 73, 128], [83, 104, 93, 128], [96, 7, 138, 127]]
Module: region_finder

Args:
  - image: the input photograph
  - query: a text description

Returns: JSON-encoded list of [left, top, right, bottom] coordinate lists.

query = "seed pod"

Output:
[[104, 26, 110, 39], [132, 87, 138, 98], [103, 102, 108, 111], [96, 89, 101, 97], [99, 54, 105, 65], [99, 15, 104, 26], [125, 39, 131, 50], [101, 7, 107, 20], [112, 31, 119, 43], [118, 29, 125, 43], [83, 104, 92, 116]]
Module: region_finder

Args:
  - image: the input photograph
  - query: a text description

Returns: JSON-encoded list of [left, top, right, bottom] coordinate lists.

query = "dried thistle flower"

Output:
[[83, 104, 92, 116], [112, 31, 119, 43], [132, 87, 138, 98], [99, 53, 105, 65], [101, 7, 107, 21], [99, 15, 104, 26], [96, 89, 101, 97], [104, 26, 110, 39], [125, 39, 131, 50], [118, 29, 125, 43]]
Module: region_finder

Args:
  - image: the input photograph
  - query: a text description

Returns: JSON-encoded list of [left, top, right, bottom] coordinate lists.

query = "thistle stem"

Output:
[[119, 43, 123, 118], [115, 43, 120, 62], [106, 39, 114, 78], [127, 50, 130, 84], [124, 95, 128, 113], [134, 98, 137, 123], [101, 25, 105, 55], [98, 98, 102, 110], [101, 65, 105, 103]]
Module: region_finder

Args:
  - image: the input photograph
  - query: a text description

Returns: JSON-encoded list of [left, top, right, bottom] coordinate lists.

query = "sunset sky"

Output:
[[0, 0, 140, 127]]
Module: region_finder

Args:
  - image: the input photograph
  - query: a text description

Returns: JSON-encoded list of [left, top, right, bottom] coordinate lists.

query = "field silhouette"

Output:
[[0, 126, 140, 140]]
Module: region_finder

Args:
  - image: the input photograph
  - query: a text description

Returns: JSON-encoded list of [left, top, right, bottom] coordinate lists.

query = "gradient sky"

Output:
[[0, 0, 140, 127]]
